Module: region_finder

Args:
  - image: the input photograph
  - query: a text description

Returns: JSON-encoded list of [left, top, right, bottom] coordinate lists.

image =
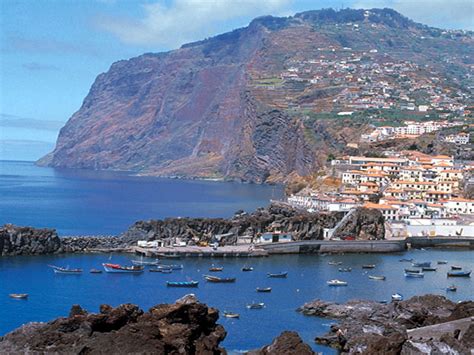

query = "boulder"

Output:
[[247, 331, 314, 354]]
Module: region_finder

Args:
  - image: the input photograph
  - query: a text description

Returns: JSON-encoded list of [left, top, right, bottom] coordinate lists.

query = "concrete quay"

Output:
[[407, 236, 474, 249], [132, 245, 269, 258], [407, 316, 474, 343]]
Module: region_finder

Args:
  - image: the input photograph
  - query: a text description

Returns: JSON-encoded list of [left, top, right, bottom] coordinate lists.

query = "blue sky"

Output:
[[1, 0, 472, 161]]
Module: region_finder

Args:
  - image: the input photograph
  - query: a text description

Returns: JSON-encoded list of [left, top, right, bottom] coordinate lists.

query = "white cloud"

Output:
[[353, 0, 474, 30], [97, 0, 292, 48]]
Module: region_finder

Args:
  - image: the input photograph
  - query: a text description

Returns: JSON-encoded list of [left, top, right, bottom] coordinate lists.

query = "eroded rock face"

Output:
[[0, 224, 61, 256], [0, 295, 226, 354], [299, 295, 474, 354], [331, 207, 385, 240], [247, 331, 315, 355]]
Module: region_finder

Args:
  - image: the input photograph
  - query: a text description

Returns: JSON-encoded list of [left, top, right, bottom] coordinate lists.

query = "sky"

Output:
[[0, 0, 472, 161]]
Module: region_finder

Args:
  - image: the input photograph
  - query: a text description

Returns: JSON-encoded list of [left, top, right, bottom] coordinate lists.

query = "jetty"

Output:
[[132, 245, 269, 258]]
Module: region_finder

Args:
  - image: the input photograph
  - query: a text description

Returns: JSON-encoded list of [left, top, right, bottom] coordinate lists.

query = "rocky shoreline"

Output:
[[0, 203, 385, 256], [298, 294, 474, 354]]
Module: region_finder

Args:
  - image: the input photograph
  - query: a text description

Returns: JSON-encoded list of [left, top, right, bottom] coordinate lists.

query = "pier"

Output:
[[132, 245, 269, 258]]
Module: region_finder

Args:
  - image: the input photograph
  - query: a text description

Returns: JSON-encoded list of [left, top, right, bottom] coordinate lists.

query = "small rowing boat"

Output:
[[102, 263, 144, 273], [256, 287, 272, 293], [447, 270, 471, 277], [158, 264, 183, 270], [368, 275, 386, 281], [412, 262, 431, 268], [204, 275, 236, 283], [327, 279, 348, 286], [437, 260, 448, 265], [338, 267, 352, 272], [223, 312, 240, 318], [149, 268, 172, 273], [49, 265, 82, 274], [166, 281, 199, 287], [451, 266, 462, 270], [404, 268, 422, 274], [404, 272, 424, 278], [399, 258, 413, 262], [90, 269, 103, 274], [9, 293, 28, 299], [267, 271, 288, 278], [422, 267, 437, 272], [328, 261, 342, 266], [246, 303, 264, 309], [131, 259, 160, 266], [209, 266, 224, 272], [241, 266, 253, 272], [391, 293, 403, 301], [362, 264, 375, 269], [446, 285, 457, 292]]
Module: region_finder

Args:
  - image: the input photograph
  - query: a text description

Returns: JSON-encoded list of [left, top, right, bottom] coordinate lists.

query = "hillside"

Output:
[[39, 8, 474, 183]]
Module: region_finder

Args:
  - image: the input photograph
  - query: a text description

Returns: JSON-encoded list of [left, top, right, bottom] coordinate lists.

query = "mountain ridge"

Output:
[[39, 8, 473, 183]]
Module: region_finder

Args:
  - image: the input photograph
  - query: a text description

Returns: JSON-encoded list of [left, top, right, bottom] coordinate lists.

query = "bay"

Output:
[[0, 160, 282, 235]]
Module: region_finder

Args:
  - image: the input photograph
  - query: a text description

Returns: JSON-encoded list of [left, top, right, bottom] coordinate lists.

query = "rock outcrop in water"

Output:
[[0, 294, 226, 354], [0, 224, 61, 256], [298, 295, 474, 354], [121, 203, 385, 245], [247, 331, 315, 354]]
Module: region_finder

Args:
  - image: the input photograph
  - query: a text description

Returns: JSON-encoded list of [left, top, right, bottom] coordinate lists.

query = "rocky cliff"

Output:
[[0, 224, 61, 256], [0, 294, 226, 354], [39, 8, 473, 183]]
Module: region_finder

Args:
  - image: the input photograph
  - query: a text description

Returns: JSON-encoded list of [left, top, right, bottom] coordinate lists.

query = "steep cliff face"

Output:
[[39, 9, 473, 182], [0, 224, 60, 256]]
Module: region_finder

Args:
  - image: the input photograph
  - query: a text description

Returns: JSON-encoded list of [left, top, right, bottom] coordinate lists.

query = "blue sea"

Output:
[[0, 160, 282, 235], [0, 160, 473, 353]]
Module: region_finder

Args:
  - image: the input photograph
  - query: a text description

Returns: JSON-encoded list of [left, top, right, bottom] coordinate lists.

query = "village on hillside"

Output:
[[288, 150, 474, 238]]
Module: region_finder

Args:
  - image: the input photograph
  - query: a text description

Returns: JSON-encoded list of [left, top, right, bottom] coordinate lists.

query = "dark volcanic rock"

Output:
[[247, 331, 314, 354], [331, 207, 385, 240], [0, 294, 226, 354], [0, 224, 61, 256], [299, 295, 474, 354]]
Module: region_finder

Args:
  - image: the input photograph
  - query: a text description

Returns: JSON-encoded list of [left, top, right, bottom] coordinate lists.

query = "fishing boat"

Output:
[[451, 266, 462, 270], [158, 264, 183, 270], [9, 293, 28, 299], [267, 271, 288, 278], [391, 293, 403, 301], [149, 268, 172, 273], [422, 267, 437, 272], [447, 270, 471, 277], [362, 264, 375, 269], [399, 258, 413, 262], [102, 263, 144, 273], [209, 266, 224, 272], [404, 268, 422, 274], [437, 260, 448, 265], [246, 303, 265, 309], [327, 279, 348, 286], [166, 281, 199, 287], [256, 287, 272, 293], [49, 265, 83, 274], [338, 267, 352, 272], [328, 261, 342, 266], [404, 272, 424, 278], [412, 262, 431, 268], [204, 275, 236, 283], [241, 266, 253, 272], [223, 312, 240, 318], [158, 253, 181, 259], [131, 259, 160, 266], [446, 285, 457, 292], [368, 275, 386, 281], [90, 269, 103, 274]]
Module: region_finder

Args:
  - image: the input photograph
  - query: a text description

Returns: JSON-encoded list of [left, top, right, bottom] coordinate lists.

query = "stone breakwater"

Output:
[[0, 204, 385, 256], [298, 295, 474, 354], [0, 294, 227, 354]]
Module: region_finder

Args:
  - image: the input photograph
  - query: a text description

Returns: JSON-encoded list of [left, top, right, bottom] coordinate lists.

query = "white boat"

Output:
[[327, 279, 348, 286], [368, 275, 386, 281], [404, 272, 424, 278], [9, 293, 28, 299], [131, 259, 160, 266], [391, 293, 403, 301], [49, 265, 82, 274], [246, 302, 265, 309]]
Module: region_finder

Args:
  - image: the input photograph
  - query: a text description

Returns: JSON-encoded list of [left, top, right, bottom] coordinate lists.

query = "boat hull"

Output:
[[102, 263, 144, 273]]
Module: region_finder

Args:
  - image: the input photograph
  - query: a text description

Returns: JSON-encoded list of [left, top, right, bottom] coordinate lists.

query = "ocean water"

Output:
[[1, 250, 473, 353], [0, 160, 282, 235]]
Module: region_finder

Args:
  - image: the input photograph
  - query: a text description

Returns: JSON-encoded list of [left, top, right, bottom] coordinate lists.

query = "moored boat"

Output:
[[338, 267, 352, 272], [399, 258, 413, 262], [368, 275, 386, 281], [131, 259, 160, 266], [422, 267, 437, 272], [223, 312, 240, 318], [362, 264, 375, 269], [446, 285, 457, 292], [158, 264, 183, 270], [246, 302, 265, 309], [404, 268, 422, 274], [327, 279, 348, 286], [209, 266, 224, 272], [9, 293, 28, 299], [404, 272, 424, 278], [241, 266, 253, 272], [451, 266, 462, 270], [267, 271, 288, 278], [256, 287, 272, 293], [149, 268, 172, 273], [204, 275, 236, 283], [437, 260, 448, 265], [412, 262, 431, 268], [391, 293, 403, 301], [328, 261, 342, 266], [90, 269, 103, 274], [102, 263, 144, 273], [166, 281, 199, 287], [49, 265, 83, 274], [447, 270, 471, 277], [158, 253, 181, 259]]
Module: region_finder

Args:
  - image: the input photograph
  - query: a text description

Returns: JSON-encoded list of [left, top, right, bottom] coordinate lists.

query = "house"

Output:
[[256, 232, 293, 244]]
